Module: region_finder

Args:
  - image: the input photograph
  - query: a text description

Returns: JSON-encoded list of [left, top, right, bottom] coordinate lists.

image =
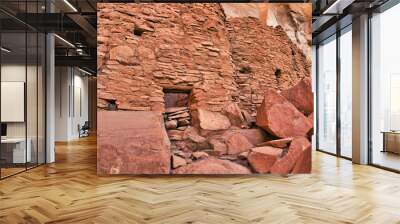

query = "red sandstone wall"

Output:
[[225, 17, 311, 116], [97, 3, 237, 112], [221, 3, 312, 59], [97, 3, 311, 115]]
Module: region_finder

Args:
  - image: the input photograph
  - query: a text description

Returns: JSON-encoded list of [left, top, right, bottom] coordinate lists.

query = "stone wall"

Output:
[[97, 3, 237, 112], [97, 3, 313, 175], [226, 17, 311, 115], [97, 3, 311, 115]]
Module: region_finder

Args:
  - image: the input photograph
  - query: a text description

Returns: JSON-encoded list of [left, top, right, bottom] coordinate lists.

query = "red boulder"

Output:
[[281, 78, 313, 116], [192, 109, 231, 131], [270, 137, 311, 174], [97, 111, 171, 175], [225, 133, 254, 155], [256, 89, 312, 138], [248, 146, 283, 173]]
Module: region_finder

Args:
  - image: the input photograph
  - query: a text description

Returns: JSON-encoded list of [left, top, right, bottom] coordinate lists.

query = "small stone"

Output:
[[165, 120, 178, 129], [192, 151, 209, 160], [257, 138, 293, 148], [168, 112, 190, 120], [167, 130, 184, 141], [172, 155, 187, 169], [209, 139, 227, 155], [225, 133, 253, 155], [183, 127, 206, 143], [165, 107, 187, 113]]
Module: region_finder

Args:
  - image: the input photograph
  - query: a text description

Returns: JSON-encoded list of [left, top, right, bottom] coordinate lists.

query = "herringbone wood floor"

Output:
[[1, 136, 400, 224]]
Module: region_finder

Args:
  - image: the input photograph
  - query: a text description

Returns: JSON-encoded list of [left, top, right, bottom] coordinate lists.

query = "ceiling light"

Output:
[[54, 34, 75, 48], [63, 0, 78, 12], [1, 47, 11, 53], [78, 67, 94, 76], [322, 0, 355, 15]]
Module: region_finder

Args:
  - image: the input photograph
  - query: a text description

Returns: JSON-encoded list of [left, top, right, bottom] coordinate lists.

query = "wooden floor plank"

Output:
[[0, 136, 400, 223]]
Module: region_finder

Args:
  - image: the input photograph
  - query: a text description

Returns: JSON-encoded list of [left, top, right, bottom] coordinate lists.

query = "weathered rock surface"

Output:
[[192, 109, 231, 131], [224, 102, 247, 128], [282, 78, 313, 115], [97, 111, 171, 175], [270, 137, 310, 174], [165, 120, 178, 129], [226, 17, 311, 115], [225, 133, 254, 155], [248, 146, 283, 173], [256, 89, 312, 138], [221, 4, 312, 60], [223, 128, 270, 146], [257, 138, 292, 148], [173, 157, 251, 174], [183, 126, 206, 143], [98, 4, 310, 114], [292, 145, 312, 173], [192, 151, 209, 160], [172, 155, 187, 168], [98, 4, 237, 112], [209, 138, 228, 155], [167, 130, 184, 141], [97, 4, 313, 175]]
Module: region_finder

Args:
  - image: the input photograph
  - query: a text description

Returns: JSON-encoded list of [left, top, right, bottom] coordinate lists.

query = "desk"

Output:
[[382, 131, 400, 154], [1, 138, 31, 163]]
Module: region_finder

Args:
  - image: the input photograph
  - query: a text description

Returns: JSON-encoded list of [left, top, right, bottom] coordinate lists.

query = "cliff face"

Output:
[[221, 3, 312, 59], [97, 3, 313, 175], [226, 17, 311, 116], [97, 3, 311, 114], [97, 3, 236, 112]]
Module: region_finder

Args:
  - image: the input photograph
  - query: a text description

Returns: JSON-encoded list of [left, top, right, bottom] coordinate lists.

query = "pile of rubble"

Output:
[[164, 107, 191, 130], [98, 78, 313, 175], [169, 78, 313, 175]]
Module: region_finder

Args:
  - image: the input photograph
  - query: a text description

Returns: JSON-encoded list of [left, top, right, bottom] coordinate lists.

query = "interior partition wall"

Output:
[[0, 1, 47, 179], [315, 24, 353, 159]]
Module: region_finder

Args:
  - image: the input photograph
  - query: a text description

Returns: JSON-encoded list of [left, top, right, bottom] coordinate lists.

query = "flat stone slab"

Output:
[[97, 111, 171, 175]]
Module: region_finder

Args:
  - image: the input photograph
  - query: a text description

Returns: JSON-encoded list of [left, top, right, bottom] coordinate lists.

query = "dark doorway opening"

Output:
[[163, 88, 191, 108], [162, 88, 192, 130]]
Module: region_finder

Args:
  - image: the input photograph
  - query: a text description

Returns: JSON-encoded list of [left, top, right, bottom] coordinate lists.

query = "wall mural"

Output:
[[97, 3, 313, 175]]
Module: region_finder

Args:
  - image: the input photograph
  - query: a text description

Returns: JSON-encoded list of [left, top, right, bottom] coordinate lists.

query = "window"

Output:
[[370, 3, 400, 171], [317, 35, 337, 154], [339, 26, 352, 158]]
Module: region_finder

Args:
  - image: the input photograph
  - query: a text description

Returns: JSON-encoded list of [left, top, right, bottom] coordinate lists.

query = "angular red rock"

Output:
[[97, 111, 171, 175], [270, 137, 311, 174], [257, 138, 293, 148], [256, 89, 312, 138], [172, 157, 251, 174], [192, 109, 231, 131], [248, 146, 283, 173], [209, 138, 228, 155], [292, 146, 312, 173], [225, 133, 253, 155], [224, 102, 247, 128], [281, 78, 313, 116]]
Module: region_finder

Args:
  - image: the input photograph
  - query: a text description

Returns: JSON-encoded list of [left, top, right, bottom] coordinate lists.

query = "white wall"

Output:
[[55, 67, 89, 141]]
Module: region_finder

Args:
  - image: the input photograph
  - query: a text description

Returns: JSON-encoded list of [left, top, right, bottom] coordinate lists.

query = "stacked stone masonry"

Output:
[[97, 3, 313, 175], [97, 3, 311, 116]]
